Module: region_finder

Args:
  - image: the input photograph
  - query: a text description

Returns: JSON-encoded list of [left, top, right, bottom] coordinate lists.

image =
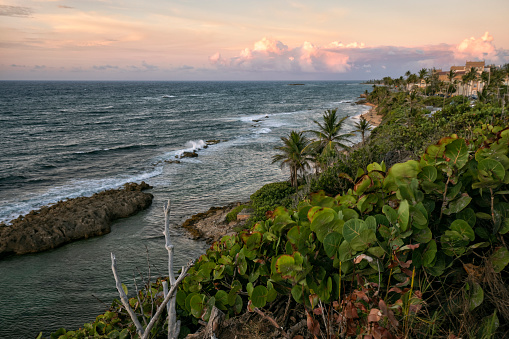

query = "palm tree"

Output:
[[306, 109, 354, 169], [353, 117, 372, 145], [405, 91, 422, 126], [272, 131, 311, 189], [418, 68, 428, 88]]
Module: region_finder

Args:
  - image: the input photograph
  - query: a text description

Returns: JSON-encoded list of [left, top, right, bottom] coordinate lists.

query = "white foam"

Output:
[[0, 167, 163, 224], [254, 128, 272, 134], [174, 140, 207, 157]]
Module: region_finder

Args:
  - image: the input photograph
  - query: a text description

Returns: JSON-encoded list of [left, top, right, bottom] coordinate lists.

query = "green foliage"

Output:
[[225, 204, 248, 223], [249, 181, 295, 221]]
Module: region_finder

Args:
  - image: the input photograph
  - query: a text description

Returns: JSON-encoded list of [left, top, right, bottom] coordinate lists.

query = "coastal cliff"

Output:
[[0, 182, 153, 258]]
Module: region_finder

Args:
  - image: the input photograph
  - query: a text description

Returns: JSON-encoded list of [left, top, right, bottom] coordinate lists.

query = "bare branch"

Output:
[[111, 253, 144, 337], [142, 261, 194, 339]]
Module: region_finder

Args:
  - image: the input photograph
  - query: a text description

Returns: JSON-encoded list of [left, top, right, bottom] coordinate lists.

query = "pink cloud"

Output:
[[210, 37, 360, 73], [209, 33, 509, 77], [454, 32, 499, 61]]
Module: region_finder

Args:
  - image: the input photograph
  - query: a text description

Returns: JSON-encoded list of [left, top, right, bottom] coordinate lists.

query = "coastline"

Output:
[[359, 102, 381, 127]]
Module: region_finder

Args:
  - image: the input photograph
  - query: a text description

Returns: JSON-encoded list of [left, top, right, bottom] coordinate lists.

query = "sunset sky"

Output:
[[1, 0, 509, 81]]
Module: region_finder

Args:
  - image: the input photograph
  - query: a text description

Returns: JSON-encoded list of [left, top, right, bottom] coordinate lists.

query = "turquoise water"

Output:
[[0, 81, 371, 337]]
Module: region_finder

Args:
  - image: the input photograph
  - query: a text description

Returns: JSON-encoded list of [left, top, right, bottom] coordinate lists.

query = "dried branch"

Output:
[[142, 261, 193, 339], [111, 253, 144, 337]]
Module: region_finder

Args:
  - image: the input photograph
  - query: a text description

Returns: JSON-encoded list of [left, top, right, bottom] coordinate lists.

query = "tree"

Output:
[[306, 109, 354, 170], [418, 68, 428, 88], [353, 117, 372, 145], [272, 131, 311, 188]]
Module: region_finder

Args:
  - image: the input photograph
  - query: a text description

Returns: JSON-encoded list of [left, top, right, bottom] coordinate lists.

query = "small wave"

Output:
[[174, 140, 207, 157], [73, 144, 157, 155], [162, 95, 176, 98], [0, 168, 163, 224], [254, 128, 272, 134]]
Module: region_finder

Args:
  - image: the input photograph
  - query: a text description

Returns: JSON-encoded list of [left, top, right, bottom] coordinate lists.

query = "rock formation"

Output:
[[0, 182, 153, 258]]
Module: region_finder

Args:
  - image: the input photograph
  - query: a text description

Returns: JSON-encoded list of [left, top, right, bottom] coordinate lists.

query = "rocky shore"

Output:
[[0, 182, 153, 258], [180, 202, 249, 243]]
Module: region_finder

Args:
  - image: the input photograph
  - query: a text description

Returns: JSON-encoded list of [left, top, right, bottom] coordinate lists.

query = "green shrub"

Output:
[[250, 182, 295, 221], [225, 204, 248, 223]]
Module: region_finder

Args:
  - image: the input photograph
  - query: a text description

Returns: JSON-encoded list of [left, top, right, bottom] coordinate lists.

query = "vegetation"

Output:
[[272, 131, 312, 189], [225, 204, 249, 224], [49, 65, 509, 338]]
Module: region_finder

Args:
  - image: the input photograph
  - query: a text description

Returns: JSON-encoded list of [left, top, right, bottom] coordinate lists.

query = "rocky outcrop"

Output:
[[181, 202, 249, 243], [178, 150, 199, 158], [0, 182, 154, 258]]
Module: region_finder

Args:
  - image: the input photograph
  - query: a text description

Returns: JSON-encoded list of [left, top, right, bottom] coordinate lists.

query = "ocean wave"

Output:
[[0, 167, 163, 224], [174, 140, 207, 157], [73, 144, 157, 155], [254, 128, 272, 134], [162, 95, 176, 98]]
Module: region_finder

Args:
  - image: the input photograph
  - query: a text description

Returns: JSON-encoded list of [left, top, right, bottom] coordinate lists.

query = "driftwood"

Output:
[[186, 306, 225, 339], [111, 199, 193, 339]]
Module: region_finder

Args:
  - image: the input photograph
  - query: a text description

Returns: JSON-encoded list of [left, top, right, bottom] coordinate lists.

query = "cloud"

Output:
[[454, 32, 505, 62], [58, 5, 74, 10], [210, 37, 359, 73], [142, 61, 158, 71], [0, 5, 32, 17], [209, 33, 509, 78], [93, 65, 119, 70]]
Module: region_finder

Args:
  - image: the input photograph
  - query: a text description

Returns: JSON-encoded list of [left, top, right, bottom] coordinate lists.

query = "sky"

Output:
[[1, 0, 509, 81]]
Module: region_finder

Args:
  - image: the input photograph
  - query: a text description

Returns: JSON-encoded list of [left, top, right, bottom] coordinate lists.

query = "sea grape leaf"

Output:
[[367, 246, 385, 258], [444, 138, 469, 170], [443, 194, 472, 215], [364, 215, 377, 231], [350, 229, 376, 252], [450, 219, 475, 241], [382, 205, 398, 225], [276, 254, 298, 279], [251, 285, 268, 308], [457, 208, 476, 227], [343, 218, 367, 243], [467, 282, 484, 311], [354, 175, 372, 196], [490, 247, 509, 273], [383, 160, 421, 191], [422, 240, 437, 267], [338, 240, 353, 262], [323, 232, 343, 258], [310, 208, 336, 232], [398, 200, 410, 231], [233, 295, 243, 314], [418, 165, 437, 182], [190, 294, 205, 318], [478, 158, 505, 181]]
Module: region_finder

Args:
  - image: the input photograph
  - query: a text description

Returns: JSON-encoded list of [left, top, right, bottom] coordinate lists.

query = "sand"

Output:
[[360, 103, 382, 127]]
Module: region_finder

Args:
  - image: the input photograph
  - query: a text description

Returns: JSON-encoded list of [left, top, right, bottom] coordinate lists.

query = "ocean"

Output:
[[0, 81, 371, 337]]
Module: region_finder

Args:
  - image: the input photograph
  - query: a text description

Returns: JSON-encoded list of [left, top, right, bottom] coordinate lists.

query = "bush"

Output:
[[225, 204, 248, 223], [250, 182, 295, 221]]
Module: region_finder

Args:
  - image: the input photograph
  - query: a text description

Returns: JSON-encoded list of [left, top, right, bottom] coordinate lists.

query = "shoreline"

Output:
[[359, 102, 381, 126]]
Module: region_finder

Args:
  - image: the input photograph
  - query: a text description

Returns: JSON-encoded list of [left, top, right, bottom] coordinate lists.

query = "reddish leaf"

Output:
[[293, 336, 304, 339], [395, 277, 410, 287], [364, 335, 374, 339], [247, 300, 255, 313], [406, 244, 420, 250], [399, 260, 412, 268], [354, 290, 370, 303], [402, 268, 413, 277], [387, 287, 402, 294], [379, 300, 398, 328], [368, 308, 382, 322], [306, 311, 320, 336], [345, 302, 359, 319], [313, 307, 323, 315]]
